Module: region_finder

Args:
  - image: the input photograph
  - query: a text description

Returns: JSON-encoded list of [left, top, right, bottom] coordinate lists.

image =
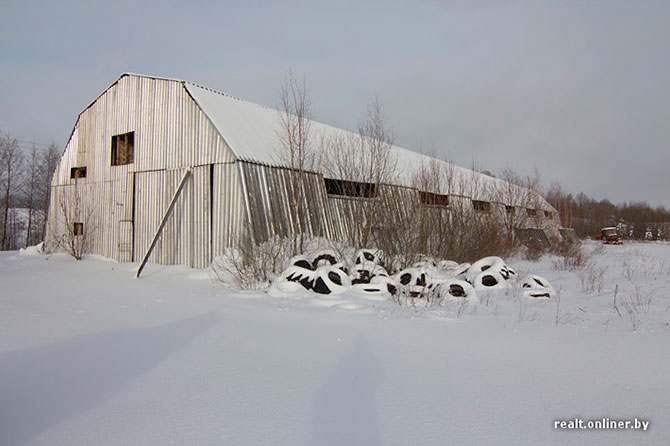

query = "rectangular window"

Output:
[[419, 191, 449, 207], [472, 200, 491, 212], [70, 167, 87, 179], [111, 132, 135, 165], [544, 210, 553, 218], [73, 222, 84, 236], [505, 205, 515, 214], [527, 208, 538, 217], [324, 178, 377, 199]]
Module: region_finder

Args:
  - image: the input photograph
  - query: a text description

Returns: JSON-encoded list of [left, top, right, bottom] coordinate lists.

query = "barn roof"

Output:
[[107, 73, 551, 209], [185, 81, 449, 177], [183, 81, 551, 209]]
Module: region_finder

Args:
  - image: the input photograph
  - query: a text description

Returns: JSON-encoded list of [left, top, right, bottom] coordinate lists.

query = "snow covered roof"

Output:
[[184, 83, 284, 166], [184, 81, 551, 209], [186, 82, 457, 183]]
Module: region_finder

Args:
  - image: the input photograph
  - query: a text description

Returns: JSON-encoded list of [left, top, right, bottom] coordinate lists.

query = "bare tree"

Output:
[[0, 133, 24, 250], [409, 153, 458, 259], [357, 97, 399, 248], [47, 185, 97, 260], [37, 141, 60, 240], [23, 143, 40, 246], [545, 180, 573, 228], [276, 70, 315, 255], [494, 168, 537, 241], [325, 97, 398, 248]]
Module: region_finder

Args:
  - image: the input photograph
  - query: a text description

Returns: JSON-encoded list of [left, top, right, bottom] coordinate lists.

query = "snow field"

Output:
[[1, 241, 669, 445]]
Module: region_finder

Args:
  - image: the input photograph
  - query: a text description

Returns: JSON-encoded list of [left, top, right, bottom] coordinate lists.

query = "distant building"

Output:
[[46, 73, 559, 267]]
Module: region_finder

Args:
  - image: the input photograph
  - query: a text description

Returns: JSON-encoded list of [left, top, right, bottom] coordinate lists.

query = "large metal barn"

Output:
[[46, 73, 560, 268]]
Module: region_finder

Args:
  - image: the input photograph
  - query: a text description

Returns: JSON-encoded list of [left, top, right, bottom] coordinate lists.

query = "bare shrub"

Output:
[[370, 189, 517, 269], [621, 286, 651, 314], [589, 242, 605, 256], [211, 234, 293, 290], [552, 242, 588, 271], [620, 258, 637, 282], [523, 245, 544, 261], [579, 263, 607, 294], [619, 288, 650, 332], [47, 185, 97, 260], [612, 284, 621, 317], [620, 251, 670, 283], [372, 156, 518, 268]]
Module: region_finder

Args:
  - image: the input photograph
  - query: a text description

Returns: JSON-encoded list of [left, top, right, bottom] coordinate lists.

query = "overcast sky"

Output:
[[1, 0, 668, 206]]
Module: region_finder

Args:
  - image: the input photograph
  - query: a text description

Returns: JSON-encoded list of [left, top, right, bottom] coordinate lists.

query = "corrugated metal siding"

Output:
[[52, 73, 235, 185], [212, 162, 246, 256], [323, 184, 417, 244], [53, 128, 79, 186], [134, 170, 163, 264], [237, 162, 333, 244], [47, 74, 234, 266], [133, 166, 211, 268]]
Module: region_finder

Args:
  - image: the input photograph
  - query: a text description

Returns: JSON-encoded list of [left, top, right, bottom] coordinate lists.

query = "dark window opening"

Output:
[[505, 205, 515, 214], [527, 208, 538, 217], [73, 222, 84, 236], [111, 132, 135, 166], [472, 200, 491, 212], [544, 210, 552, 218], [70, 166, 87, 179], [324, 178, 377, 199], [419, 191, 449, 207]]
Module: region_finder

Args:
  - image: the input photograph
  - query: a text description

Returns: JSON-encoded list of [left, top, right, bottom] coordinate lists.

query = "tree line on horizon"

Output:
[[0, 132, 60, 250], [545, 182, 670, 241]]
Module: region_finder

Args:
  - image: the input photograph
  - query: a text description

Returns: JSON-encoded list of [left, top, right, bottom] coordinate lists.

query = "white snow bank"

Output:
[[1, 241, 669, 445], [19, 242, 44, 256]]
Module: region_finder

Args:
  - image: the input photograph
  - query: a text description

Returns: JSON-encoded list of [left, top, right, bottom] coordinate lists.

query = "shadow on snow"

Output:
[[0, 312, 219, 445]]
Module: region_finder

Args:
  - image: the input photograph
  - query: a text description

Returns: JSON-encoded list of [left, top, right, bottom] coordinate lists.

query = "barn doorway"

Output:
[[116, 172, 135, 262]]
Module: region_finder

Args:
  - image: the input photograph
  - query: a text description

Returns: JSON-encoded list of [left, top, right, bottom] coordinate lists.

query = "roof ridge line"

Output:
[[185, 81, 271, 110]]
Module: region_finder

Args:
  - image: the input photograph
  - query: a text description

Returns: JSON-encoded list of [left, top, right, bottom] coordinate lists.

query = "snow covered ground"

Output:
[[1, 241, 669, 445]]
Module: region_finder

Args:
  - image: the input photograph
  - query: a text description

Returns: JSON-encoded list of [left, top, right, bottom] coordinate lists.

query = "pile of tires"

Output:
[[464, 256, 516, 290], [269, 250, 554, 301], [518, 274, 555, 299]]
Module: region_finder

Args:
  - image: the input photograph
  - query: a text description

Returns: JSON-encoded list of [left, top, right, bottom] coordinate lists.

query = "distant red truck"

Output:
[[595, 227, 622, 244]]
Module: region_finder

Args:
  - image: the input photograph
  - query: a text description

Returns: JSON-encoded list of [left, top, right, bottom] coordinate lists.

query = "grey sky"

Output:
[[1, 0, 668, 206]]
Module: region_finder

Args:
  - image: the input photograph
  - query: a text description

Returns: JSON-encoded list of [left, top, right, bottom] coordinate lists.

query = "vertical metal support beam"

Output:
[[136, 168, 191, 278]]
